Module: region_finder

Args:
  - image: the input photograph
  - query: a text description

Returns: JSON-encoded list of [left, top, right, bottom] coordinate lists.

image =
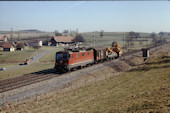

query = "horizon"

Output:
[[0, 29, 155, 34], [0, 1, 170, 33]]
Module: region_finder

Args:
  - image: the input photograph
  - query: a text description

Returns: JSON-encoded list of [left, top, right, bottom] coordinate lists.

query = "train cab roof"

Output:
[[57, 47, 93, 54], [93, 47, 106, 50]]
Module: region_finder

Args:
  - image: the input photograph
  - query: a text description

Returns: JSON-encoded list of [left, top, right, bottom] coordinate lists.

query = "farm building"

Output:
[[51, 36, 74, 46], [16, 42, 25, 50], [0, 35, 8, 43], [0, 42, 3, 50], [2, 43, 15, 52], [29, 40, 43, 47], [43, 41, 51, 46]]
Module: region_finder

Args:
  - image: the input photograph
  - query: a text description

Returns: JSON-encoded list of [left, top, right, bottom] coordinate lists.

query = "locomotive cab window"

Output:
[[56, 53, 69, 60], [70, 54, 73, 59], [87, 52, 90, 55], [63, 54, 70, 60], [76, 54, 79, 58], [82, 53, 85, 56], [56, 53, 62, 60]]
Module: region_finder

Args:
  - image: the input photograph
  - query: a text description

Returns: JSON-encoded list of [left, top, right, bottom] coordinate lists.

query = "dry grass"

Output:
[[0, 46, 57, 64], [0, 46, 62, 80], [1, 55, 170, 113], [0, 62, 54, 80]]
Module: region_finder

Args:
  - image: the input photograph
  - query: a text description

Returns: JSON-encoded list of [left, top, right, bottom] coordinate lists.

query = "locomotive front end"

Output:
[[55, 52, 70, 72]]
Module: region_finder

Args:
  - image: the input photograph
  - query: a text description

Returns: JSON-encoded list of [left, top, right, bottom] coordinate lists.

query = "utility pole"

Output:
[[123, 33, 125, 50], [123, 33, 126, 59], [10, 28, 13, 42], [69, 28, 71, 36], [76, 28, 78, 34], [18, 30, 20, 41], [75, 28, 78, 38], [93, 35, 95, 48]]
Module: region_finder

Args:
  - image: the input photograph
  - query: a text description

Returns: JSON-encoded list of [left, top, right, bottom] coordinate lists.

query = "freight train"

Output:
[[54, 42, 122, 72]]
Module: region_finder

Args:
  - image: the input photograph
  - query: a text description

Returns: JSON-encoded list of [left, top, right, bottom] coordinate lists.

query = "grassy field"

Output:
[[39, 49, 63, 62], [0, 46, 60, 64], [1, 31, 167, 50], [0, 47, 39, 64], [0, 46, 63, 80], [1, 54, 170, 112], [77, 32, 154, 50], [0, 32, 54, 39], [0, 62, 54, 80], [81, 35, 153, 52]]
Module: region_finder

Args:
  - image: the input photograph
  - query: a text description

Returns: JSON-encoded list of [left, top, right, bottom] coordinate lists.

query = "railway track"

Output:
[[0, 43, 167, 94], [0, 72, 60, 93]]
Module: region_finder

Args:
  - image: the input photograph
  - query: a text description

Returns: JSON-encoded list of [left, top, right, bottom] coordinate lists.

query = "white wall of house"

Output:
[[0, 36, 8, 43], [4, 37, 8, 42], [10, 47, 15, 51], [39, 40, 42, 46], [30, 40, 42, 47]]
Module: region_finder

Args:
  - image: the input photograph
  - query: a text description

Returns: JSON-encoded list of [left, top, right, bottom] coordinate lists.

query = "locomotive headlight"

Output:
[[60, 61, 63, 64]]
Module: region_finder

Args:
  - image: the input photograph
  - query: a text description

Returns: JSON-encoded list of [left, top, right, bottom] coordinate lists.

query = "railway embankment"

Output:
[[0, 44, 169, 108]]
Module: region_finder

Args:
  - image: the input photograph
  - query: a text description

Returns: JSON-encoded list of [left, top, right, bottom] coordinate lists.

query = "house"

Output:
[[2, 43, 15, 52], [43, 41, 51, 46], [16, 42, 25, 50], [29, 40, 43, 47], [0, 35, 8, 43], [0, 42, 3, 51], [51, 36, 74, 46], [11, 41, 16, 47]]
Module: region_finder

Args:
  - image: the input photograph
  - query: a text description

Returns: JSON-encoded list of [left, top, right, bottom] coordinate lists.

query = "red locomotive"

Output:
[[55, 48, 94, 71], [54, 42, 122, 72]]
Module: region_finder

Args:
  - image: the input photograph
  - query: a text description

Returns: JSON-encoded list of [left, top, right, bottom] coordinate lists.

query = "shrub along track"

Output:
[[0, 43, 168, 106]]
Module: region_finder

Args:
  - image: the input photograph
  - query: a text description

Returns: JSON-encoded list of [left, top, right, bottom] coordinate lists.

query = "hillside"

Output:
[[1, 54, 170, 112], [19, 29, 42, 33]]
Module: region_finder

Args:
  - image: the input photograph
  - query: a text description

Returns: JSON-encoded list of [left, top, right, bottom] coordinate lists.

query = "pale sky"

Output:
[[0, 1, 170, 33]]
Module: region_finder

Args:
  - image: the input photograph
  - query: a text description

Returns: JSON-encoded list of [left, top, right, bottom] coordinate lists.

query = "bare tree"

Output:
[[150, 32, 157, 45], [54, 30, 62, 36], [75, 34, 85, 43], [55, 32, 62, 36], [126, 31, 135, 47], [63, 30, 69, 34], [100, 30, 104, 37], [150, 32, 156, 38], [159, 32, 165, 37]]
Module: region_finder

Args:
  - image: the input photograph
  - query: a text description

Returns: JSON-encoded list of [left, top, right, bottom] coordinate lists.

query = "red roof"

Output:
[[16, 42, 25, 48], [53, 36, 74, 43], [28, 40, 40, 43], [2, 43, 13, 48], [0, 42, 3, 47], [0, 35, 7, 41]]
